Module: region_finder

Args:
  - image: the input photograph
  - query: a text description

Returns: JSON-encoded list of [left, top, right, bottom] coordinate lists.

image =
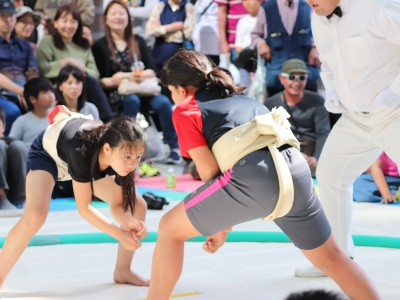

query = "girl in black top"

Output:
[[0, 108, 149, 288]]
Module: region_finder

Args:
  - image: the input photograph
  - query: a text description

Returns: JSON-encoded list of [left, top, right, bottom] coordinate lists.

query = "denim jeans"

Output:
[[122, 93, 178, 150], [0, 97, 21, 135], [353, 173, 400, 202], [0, 139, 28, 203]]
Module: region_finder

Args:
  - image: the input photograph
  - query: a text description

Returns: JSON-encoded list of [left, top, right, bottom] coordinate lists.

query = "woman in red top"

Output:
[[146, 50, 380, 300]]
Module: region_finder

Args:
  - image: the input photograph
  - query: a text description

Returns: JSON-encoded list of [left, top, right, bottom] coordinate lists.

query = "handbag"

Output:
[[118, 77, 161, 96]]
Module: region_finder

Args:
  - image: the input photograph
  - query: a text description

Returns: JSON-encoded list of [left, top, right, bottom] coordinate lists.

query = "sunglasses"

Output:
[[281, 73, 308, 82]]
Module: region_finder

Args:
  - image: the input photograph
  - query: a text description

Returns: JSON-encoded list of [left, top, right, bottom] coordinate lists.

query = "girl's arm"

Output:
[[188, 145, 221, 182], [73, 180, 141, 250], [370, 159, 397, 203]]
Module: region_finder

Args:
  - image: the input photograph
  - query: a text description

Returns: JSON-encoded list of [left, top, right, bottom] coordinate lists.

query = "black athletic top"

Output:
[[172, 89, 269, 158], [56, 118, 120, 184]]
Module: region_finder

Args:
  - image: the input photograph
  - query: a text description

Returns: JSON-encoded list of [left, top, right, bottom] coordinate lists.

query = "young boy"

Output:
[[9, 77, 56, 146], [4, 77, 56, 207]]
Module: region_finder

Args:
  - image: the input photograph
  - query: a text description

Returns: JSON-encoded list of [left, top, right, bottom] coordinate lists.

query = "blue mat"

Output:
[[49, 187, 188, 212]]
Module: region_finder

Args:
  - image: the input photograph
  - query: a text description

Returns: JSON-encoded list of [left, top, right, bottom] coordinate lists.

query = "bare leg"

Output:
[[147, 201, 200, 300], [302, 235, 381, 300], [92, 177, 149, 286], [113, 195, 149, 286], [0, 171, 54, 288]]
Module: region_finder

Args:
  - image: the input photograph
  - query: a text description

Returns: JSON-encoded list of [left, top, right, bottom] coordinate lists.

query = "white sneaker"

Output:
[[294, 265, 326, 278]]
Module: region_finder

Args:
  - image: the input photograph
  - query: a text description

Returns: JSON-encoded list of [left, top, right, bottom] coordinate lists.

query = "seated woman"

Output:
[[36, 3, 113, 122], [92, 0, 182, 164], [55, 64, 100, 121], [13, 6, 42, 54], [353, 152, 400, 203]]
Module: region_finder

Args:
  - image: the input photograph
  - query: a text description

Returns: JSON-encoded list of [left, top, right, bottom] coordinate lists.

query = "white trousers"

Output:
[[316, 107, 400, 257]]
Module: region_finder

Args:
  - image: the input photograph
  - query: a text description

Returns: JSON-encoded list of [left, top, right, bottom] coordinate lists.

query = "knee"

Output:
[[124, 94, 140, 107], [21, 208, 48, 234], [151, 95, 172, 111], [157, 213, 182, 240], [8, 140, 28, 155]]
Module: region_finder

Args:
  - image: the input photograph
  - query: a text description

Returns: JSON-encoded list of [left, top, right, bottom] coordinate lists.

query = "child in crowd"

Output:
[[9, 77, 56, 147], [0, 108, 149, 288], [353, 152, 400, 203], [56, 65, 100, 121], [234, 0, 262, 86]]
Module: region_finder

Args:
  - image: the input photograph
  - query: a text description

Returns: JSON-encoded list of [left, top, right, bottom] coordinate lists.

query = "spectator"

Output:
[[146, 0, 195, 75], [13, 6, 41, 53], [264, 59, 330, 177], [353, 152, 400, 204], [103, 0, 159, 48], [0, 0, 38, 133], [34, 0, 95, 26], [234, 0, 262, 86], [192, 0, 220, 65], [0, 107, 26, 209], [215, 0, 247, 68], [251, 0, 320, 96], [36, 3, 113, 122], [55, 64, 100, 120], [9, 76, 55, 146], [92, 0, 181, 164]]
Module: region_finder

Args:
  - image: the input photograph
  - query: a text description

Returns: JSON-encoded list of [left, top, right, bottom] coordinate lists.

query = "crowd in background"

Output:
[[0, 0, 396, 211]]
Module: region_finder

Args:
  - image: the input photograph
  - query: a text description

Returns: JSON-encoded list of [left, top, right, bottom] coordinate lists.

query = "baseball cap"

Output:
[[0, 0, 16, 14], [281, 59, 308, 74], [16, 6, 41, 25]]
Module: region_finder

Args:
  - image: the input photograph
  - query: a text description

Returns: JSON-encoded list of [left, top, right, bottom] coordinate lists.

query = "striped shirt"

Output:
[[215, 0, 248, 49]]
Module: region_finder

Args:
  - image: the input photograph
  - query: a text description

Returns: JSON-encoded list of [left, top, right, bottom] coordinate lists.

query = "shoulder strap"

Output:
[[198, 0, 214, 19]]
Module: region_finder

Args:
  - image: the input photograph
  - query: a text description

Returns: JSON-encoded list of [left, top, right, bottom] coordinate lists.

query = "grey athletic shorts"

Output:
[[183, 147, 331, 250]]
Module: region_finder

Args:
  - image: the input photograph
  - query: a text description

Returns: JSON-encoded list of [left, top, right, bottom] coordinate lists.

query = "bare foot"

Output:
[[114, 269, 150, 286]]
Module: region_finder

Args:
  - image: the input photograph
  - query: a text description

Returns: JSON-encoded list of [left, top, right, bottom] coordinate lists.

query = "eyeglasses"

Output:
[[281, 73, 308, 82]]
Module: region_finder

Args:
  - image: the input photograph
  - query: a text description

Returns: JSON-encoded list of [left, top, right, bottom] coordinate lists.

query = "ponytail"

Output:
[[161, 50, 245, 98]]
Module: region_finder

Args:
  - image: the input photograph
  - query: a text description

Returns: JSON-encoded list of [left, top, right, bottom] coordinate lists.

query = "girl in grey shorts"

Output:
[[146, 50, 380, 300]]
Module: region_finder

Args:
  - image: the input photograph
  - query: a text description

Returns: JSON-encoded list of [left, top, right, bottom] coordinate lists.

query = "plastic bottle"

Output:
[[397, 186, 400, 202], [166, 167, 176, 189]]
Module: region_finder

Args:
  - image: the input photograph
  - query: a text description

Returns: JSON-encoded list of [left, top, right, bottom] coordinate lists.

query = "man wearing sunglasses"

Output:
[[264, 58, 330, 177]]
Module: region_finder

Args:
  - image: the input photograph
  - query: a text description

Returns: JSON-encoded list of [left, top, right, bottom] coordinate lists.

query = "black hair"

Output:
[[50, 4, 90, 50], [284, 289, 346, 300], [56, 64, 87, 111], [23, 77, 55, 111], [78, 117, 145, 214], [160, 50, 245, 98]]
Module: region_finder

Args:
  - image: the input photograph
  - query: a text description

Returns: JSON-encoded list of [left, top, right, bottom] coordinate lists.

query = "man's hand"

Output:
[[203, 228, 231, 253], [17, 94, 28, 112], [258, 43, 271, 60], [308, 47, 320, 66]]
